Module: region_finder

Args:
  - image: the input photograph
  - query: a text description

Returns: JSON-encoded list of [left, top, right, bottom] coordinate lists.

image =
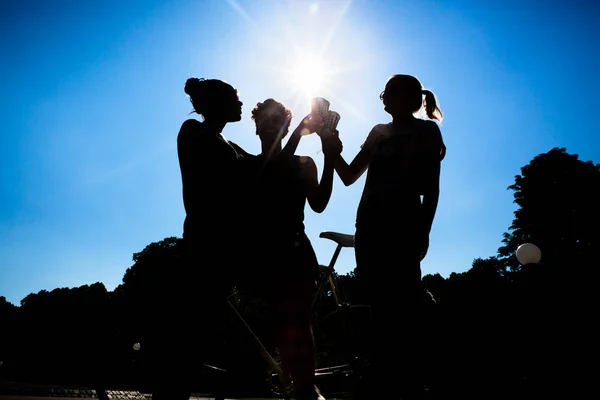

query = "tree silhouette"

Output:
[[7, 283, 116, 386], [494, 147, 598, 396], [498, 147, 600, 270], [1, 147, 598, 398], [0, 296, 18, 375]]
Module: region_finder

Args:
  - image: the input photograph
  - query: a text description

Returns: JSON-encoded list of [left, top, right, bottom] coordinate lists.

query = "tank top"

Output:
[[246, 154, 307, 241]]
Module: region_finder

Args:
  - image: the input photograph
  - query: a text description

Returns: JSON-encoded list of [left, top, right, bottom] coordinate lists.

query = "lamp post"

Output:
[[515, 242, 542, 388]]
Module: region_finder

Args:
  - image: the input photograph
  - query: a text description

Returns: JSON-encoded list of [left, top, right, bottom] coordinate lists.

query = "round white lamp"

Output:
[[133, 343, 141, 351], [516, 243, 541, 265]]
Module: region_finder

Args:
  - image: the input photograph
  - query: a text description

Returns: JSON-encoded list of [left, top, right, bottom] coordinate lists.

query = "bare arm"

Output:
[[331, 125, 380, 186], [421, 166, 440, 235], [279, 127, 303, 161], [418, 121, 445, 259], [334, 148, 371, 186], [301, 134, 341, 213], [278, 114, 319, 162], [418, 160, 440, 261], [422, 121, 445, 233]]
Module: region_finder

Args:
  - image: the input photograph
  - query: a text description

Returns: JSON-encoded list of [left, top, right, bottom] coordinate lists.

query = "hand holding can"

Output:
[[323, 111, 341, 133], [310, 97, 330, 125]]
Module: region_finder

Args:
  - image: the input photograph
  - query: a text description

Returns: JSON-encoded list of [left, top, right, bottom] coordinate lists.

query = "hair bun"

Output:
[[184, 77, 203, 96]]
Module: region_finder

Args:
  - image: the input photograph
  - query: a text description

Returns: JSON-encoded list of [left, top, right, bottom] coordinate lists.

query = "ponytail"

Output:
[[422, 89, 443, 122]]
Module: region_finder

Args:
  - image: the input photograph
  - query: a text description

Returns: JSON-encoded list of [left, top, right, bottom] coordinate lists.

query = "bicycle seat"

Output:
[[319, 231, 355, 248]]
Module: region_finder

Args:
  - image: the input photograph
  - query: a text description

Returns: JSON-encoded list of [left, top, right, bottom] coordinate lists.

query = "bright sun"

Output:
[[289, 54, 328, 100], [225, 0, 367, 119]]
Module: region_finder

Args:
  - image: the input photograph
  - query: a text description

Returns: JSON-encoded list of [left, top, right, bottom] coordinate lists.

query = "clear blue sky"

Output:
[[1, 0, 599, 306]]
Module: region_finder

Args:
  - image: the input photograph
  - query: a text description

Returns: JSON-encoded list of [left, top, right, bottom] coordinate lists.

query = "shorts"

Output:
[[241, 231, 319, 327]]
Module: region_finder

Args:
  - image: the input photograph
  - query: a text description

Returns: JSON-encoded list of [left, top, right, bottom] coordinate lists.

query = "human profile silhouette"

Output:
[[150, 77, 245, 400], [238, 98, 341, 400], [334, 74, 446, 400]]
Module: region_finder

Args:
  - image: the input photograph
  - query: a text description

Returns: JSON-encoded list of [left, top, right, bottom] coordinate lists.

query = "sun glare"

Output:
[[289, 54, 328, 100], [226, 0, 368, 121]]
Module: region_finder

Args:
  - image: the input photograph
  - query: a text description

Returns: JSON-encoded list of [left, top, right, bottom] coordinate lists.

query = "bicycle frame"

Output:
[[312, 241, 345, 313]]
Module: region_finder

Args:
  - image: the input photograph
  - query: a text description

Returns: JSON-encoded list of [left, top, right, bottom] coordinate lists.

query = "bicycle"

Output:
[[223, 230, 369, 399]]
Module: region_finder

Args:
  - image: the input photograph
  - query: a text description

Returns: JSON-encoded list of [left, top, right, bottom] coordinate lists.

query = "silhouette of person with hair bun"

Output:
[[149, 77, 245, 400]]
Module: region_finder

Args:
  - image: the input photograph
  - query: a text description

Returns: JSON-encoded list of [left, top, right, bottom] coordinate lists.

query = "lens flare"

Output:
[[290, 54, 328, 99]]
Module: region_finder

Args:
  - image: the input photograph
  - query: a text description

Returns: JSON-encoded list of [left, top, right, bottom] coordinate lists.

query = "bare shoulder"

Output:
[[181, 118, 202, 130], [298, 155, 317, 168], [297, 155, 316, 177], [178, 119, 202, 138]]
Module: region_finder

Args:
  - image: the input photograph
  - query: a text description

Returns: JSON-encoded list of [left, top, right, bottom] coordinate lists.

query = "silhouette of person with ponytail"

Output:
[[334, 74, 446, 400]]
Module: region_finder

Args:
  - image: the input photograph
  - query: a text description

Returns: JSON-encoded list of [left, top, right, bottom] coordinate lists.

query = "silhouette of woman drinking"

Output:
[[237, 98, 342, 400], [334, 74, 446, 400]]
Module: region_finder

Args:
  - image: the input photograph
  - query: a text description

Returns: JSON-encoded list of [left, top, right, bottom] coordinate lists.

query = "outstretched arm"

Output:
[[278, 114, 320, 162], [331, 126, 377, 186], [334, 149, 370, 186], [302, 134, 342, 213]]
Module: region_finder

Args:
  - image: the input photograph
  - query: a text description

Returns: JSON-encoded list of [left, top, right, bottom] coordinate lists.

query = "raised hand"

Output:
[[293, 113, 322, 136], [321, 132, 343, 158]]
